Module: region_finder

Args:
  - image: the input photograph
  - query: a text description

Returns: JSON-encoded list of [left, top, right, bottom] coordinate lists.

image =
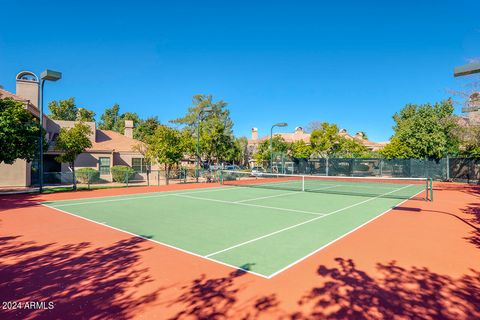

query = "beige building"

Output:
[[248, 126, 387, 155], [0, 71, 150, 187]]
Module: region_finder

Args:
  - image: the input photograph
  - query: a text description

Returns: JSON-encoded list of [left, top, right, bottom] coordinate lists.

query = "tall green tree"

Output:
[[290, 140, 312, 159], [146, 125, 185, 184], [49, 98, 96, 122], [309, 122, 343, 156], [54, 123, 93, 191], [336, 138, 369, 158], [98, 104, 143, 136], [380, 99, 460, 159], [458, 124, 480, 158], [98, 103, 121, 131], [134, 116, 161, 141], [117, 112, 141, 134], [76, 108, 96, 122], [253, 135, 289, 165], [0, 98, 45, 164], [171, 94, 235, 164], [48, 98, 78, 121]]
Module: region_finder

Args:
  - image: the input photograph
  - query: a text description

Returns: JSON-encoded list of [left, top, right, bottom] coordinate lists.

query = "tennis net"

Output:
[[220, 170, 433, 201]]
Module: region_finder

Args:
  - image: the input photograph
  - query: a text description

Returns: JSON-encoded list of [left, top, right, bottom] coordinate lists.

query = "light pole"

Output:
[[270, 122, 288, 173], [38, 69, 62, 192], [196, 106, 213, 182]]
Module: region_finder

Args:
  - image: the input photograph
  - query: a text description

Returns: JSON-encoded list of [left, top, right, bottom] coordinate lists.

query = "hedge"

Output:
[[111, 165, 135, 182], [76, 168, 100, 183]]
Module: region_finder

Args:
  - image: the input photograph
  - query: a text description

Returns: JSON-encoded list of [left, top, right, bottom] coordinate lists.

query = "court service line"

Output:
[[173, 194, 324, 216], [266, 187, 425, 278], [204, 184, 413, 258], [46, 186, 244, 207], [40, 203, 270, 279], [234, 185, 341, 203]]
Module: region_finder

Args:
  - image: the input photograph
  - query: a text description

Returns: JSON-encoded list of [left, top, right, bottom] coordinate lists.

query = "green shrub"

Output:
[[111, 165, 135, 182], [76, 168, 100, 183]]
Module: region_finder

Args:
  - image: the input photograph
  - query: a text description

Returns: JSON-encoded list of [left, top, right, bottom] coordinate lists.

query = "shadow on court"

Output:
[[0, 235, 161, 320], [292, 258, 480, 319], [162, 258, 480, 319]]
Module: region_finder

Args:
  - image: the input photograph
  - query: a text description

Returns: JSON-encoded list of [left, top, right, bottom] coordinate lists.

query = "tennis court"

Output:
[[41, 172, 431, 278]]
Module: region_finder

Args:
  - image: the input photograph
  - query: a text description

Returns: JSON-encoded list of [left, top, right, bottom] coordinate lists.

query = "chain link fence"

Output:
[[34, 167, 222, 191], [272, 157, 480, 183]]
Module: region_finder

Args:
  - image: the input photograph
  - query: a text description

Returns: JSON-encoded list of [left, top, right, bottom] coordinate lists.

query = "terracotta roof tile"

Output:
[[89, 130, 143, 152]]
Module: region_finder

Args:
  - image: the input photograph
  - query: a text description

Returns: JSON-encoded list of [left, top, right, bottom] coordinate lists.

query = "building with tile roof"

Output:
[[0, 71, 151, 187]]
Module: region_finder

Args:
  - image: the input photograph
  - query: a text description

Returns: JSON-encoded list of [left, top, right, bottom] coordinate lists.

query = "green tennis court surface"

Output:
[[42, 178, 427, 278]]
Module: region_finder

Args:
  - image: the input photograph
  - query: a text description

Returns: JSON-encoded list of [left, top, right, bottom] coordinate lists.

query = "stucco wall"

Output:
[[0, 160, 30, 187]]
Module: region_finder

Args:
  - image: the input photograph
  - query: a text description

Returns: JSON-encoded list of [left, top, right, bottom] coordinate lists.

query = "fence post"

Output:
[[157, 170, 160, 186], [446, 156, 450, 180], [126, 171, 129, 188], [380, 159, 383, 176], [88, 171, 91, 190], [326, 157, 329, 176]]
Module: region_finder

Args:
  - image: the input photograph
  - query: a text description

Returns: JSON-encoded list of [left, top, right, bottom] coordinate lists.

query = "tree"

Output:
[[98, 104, 143, 136], [309, 122, 343, 157], [336, 137, 369, 158], [117, 112, 141, 134], [0, 98, 45, 164], [290, 140, 312, 159], [134, 116, 160, 142], [380, 99, 460, 159], [232, 136, 249, 166], [77, 108, 96, 122], [48, 98, 78, 121], [55, 123, 93, 190], [98, 104, 121, 131], [458, 124, 480, 158], [49, 98, 95, 122], [171, 94, 235, 164], [253, 135, 289, 165], [146, 125, 185, 184]]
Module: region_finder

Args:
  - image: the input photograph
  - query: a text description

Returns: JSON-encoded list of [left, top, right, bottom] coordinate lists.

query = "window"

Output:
[[99, 157, 111, 175], [132, 158, 148, 173]]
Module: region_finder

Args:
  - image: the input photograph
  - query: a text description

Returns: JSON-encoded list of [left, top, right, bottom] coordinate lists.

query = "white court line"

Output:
[[40, 203, 270, 279], [266, 187, 425, 278], [173, 194, 323, 216], [234, 185, 341, 203], [46, 186, 243, 207], [204, 184, 413, 258]]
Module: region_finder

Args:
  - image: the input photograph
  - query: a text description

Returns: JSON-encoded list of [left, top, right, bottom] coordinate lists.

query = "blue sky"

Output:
[[1, 0, 479, 142]]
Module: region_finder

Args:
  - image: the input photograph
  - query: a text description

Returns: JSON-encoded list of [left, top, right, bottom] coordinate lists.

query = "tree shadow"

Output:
[[462, 203, 480, 249], [294, 258, 480, 319], [166, 263, 282, 320], [0, 193, 42, 212], [0, 235, 162, 320]]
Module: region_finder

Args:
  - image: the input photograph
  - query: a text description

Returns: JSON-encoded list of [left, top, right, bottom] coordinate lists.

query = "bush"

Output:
[[76, 168, 100, 183], [111, 165, 135, 182]]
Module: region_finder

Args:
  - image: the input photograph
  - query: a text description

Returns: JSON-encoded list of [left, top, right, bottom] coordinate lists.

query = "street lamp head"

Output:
[[275, 122, 288, 127], [40, 69, 62, 81]]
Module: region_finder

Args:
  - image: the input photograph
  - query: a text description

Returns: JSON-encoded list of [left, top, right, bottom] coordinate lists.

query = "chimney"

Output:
[[124, 120, 134, 139], [15, 71, 39, 108], [294, 126, 303, 134], [355, 131, 365, 139], [251, 127, 258, 141]]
